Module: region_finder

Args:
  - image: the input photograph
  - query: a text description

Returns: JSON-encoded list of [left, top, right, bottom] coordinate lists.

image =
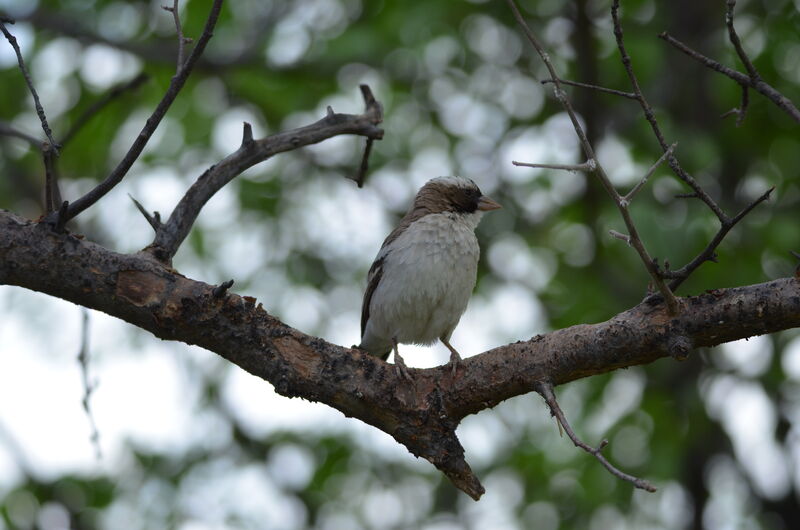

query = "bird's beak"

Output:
[[477, 196, 502, 211]]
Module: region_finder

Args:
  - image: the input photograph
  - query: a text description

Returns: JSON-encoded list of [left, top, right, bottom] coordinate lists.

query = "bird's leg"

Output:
[[391, 337, 413, 382], [440, 337, 462, 377]]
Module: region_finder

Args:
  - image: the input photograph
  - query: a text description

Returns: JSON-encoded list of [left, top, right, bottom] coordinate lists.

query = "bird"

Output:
[[359, 176, 501, 380]]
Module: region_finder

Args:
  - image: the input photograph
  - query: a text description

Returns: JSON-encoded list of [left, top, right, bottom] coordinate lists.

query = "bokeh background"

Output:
[[1, 0, 800, 528]]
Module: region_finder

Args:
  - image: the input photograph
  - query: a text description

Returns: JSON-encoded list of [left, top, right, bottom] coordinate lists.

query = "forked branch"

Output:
[[506, 0, 679, 314], [63, 0, 225, 223], [148, 85, 383, 263], [658, 1, 800, 124]]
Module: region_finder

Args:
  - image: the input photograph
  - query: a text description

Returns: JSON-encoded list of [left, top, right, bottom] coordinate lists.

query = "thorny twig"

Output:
[[507, 0, 679, 314], [611, 0, 773, 292], [128, 194, 162, 232]]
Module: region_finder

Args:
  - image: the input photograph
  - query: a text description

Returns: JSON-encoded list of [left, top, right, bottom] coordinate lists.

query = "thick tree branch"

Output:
[[148, 85, 383, 263], [3, 209, 799, 499], [62, 0, 224, 223]]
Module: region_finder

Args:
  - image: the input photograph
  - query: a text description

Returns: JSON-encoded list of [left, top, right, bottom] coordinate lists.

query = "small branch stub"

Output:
[[512, 159, 596, 172], [609, 230, 631, 246], [212, 279, 234, 298], [241, 122, 254, 149], [129, 194, 162, 232], [668, 335, 693, 361]]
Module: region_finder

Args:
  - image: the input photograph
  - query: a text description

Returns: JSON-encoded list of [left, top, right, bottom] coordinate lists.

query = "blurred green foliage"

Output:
[[1, 0, 799, 528]]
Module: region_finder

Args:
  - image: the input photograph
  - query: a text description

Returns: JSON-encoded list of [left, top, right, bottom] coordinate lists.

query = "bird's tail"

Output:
[[358, 335, 392, 361]]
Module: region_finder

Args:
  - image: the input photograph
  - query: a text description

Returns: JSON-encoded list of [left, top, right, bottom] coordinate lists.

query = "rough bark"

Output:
[[2, 208, 799, 498]]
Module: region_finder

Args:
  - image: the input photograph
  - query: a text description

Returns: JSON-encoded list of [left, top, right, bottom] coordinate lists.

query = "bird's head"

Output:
[[414, 176, 502, 216]]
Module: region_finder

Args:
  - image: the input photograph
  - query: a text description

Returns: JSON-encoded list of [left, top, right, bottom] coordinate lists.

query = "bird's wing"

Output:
[[360, 207, 424, 336], [360, 255, 385, 336]]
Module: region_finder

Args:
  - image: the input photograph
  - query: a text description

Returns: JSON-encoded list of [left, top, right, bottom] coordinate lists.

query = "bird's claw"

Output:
[[449, 357, 460, 378], [394, 354, 414, 383], [446, 346, 462, 378]]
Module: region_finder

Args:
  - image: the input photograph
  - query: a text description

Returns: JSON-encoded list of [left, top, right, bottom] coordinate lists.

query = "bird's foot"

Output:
[[448, 350, 461, 378], [442, 338, 463, 378], [394, 353, 414, 383], [391, 338, 414, 383]]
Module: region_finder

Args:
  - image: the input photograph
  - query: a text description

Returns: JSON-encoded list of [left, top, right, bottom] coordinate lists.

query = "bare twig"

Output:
[[507, 0, 679, 314], [609, 230, 631, 245], [352, 138, 375, 188], [43, 142, 62, 212], [60, 73, 149, 147], [162, 0, 193, 70], [128, 194, 162, 232], [0, 17, 59, 153], [623, 143, 675, 203], [725, 0, 759, 80], [149, 84, 384, 263], [350, 85, 382, 188], [63, 0, 224, 224], [612, 4, 726, 223], [720, 85, 749, 127], [610, 1, 773, 294], [534, 381, 656, 492], [0, 121, 41, 147], [512, 159, 597, 172], [663, 187, 774, 288], [658, 31, 800, 123], [541, 78, 638, 100], [77, 308, 102, 460]]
